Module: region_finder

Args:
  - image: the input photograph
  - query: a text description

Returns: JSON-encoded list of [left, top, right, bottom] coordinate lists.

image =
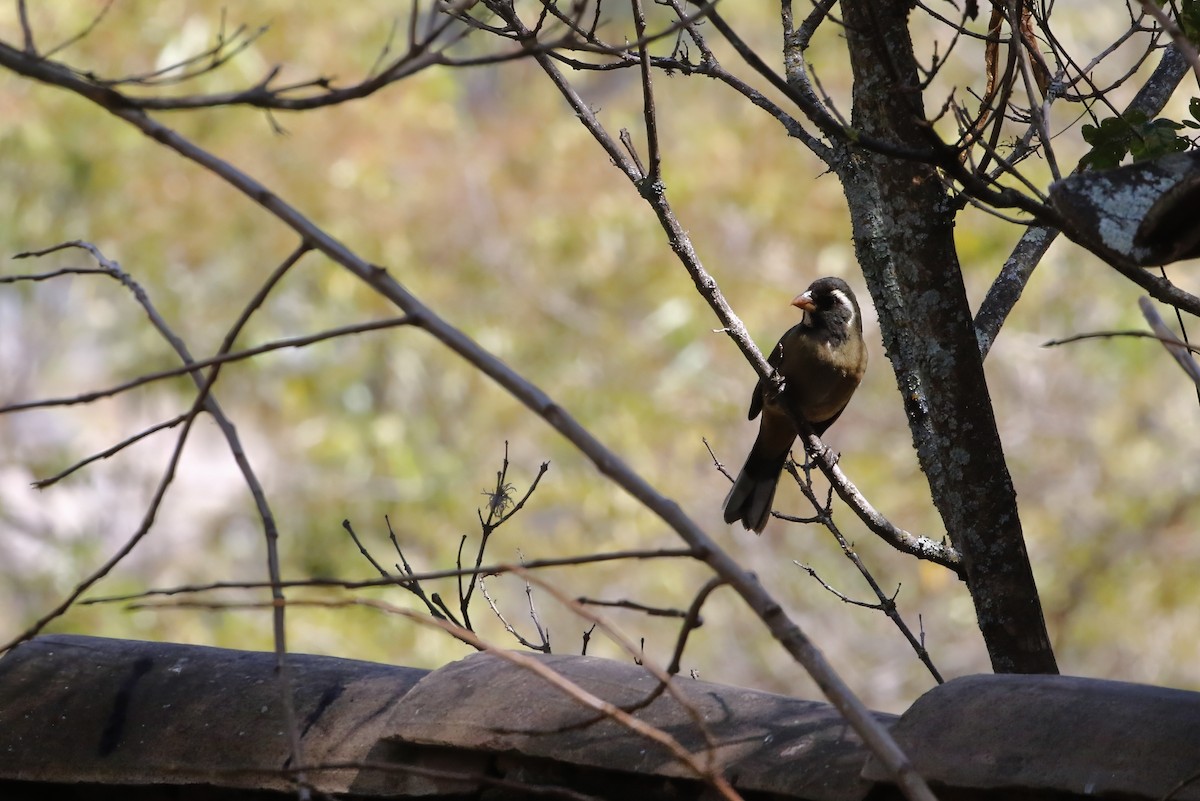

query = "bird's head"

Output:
[[791, 277, 862, 335]]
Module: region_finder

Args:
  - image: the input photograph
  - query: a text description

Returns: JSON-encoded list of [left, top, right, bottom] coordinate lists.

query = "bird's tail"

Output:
[[722, 450, 788, 534]]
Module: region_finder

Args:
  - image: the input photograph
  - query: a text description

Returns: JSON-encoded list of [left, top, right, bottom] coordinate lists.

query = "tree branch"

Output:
[[974, 44, 1192, 357]]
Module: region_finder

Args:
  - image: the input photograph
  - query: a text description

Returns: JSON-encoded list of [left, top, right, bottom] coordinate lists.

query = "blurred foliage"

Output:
[[1174, 0, 1200, 41], [1081, 110, 1190, 169], [0, 2, 1198, 713]]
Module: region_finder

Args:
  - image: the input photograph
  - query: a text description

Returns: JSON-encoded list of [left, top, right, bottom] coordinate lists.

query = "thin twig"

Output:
[[33, 413, 188, 489], [666, 577, 724, 676], [1042, 328, 1200, 354], [342, 519, 394, 578], [795, 562, 897, 610], [576, 598, 690, 618], [82, 548, 700, 606], [42, 0, 116, 59], [0, 316, 413, 415], [519, 549, 551, 651], [1139, 297, 1200, 387], [386, 515, 460, 624], [461, 445, 549, 627], [1157, 266, 1200, 407], [176, 242, 317, 797], [0, 243, 278, 651], [588, 576, 726, 721], [5, 240, 316, 796], [705, 438, 962, 573], [17, 0, 35, 54], [479, 575, 550, 652], [0, 266, 108, 282], [507, 567, 726, 775], [784, 460, 944, 684], [630, 0, 662, 184], [1138, 0, 1200, 87]]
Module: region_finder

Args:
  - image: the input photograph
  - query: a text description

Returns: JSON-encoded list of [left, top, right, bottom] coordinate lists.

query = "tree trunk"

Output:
[[833, 0, 1058, 673]]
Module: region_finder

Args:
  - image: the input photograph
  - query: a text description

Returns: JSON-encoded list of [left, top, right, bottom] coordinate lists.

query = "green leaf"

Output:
[[1124, 109, 1149, 126], [1129, 118, 1186, 162], [1080, 110, 1190, 168]]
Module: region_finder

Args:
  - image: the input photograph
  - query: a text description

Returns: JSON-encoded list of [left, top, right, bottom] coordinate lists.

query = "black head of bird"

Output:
[[722, 276, 867, 533]]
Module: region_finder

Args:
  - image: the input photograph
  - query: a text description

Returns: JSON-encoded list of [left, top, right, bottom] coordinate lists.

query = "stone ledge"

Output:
[[3, 634, 1200, 800]]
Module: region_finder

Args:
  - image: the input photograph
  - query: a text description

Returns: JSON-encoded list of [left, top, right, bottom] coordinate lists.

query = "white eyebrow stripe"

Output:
[[829, 288, 856, 326]]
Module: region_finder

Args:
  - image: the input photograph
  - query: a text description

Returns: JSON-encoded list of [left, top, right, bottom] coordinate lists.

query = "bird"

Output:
[[723, 277, 867, 533]]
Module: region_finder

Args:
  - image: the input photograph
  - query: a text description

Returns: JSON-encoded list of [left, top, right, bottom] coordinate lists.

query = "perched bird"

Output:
[[723, 277, 867, 533]]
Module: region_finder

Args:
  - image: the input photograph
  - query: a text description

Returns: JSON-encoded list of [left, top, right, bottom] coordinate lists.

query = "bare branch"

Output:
[[1139, 0, 1200, 87], [460, 446, 549, 627], [33, 413, 188, 489], [1, 240, 315, 791], [1139, 296, 1200, 387], [1043, 328, 1200, 353], [1, 265, 109, 282], [630, 0, 662, 183], [386, 515, 462, 625], [479, 573, 551, 652], [16, 0, 35, 54], [784, 461, 944, 683], [0, 315, 413, 416], [1, 402, 199, 653], [576, 597, 690, 618], [0, 3, 543, 113], [82, 548, 700, 606], [706, 436, 962, 573], [509, 567, 726, 771], [96, 21, 269, 88], [795, 561, 896, 610], [974, 44, 1193, 357], [665, 577, 725, 677]]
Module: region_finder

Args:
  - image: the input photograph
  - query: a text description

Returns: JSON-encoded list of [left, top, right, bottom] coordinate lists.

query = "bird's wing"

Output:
[[748, 329, 793, 420], [748, 378, 765, 420]]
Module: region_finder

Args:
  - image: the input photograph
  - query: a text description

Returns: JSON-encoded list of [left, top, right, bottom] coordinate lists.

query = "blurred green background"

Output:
[[1, 2, 1197, 713]]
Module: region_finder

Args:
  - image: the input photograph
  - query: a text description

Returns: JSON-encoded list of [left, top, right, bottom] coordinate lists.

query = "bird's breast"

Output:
[[781, 341, 865, 423]]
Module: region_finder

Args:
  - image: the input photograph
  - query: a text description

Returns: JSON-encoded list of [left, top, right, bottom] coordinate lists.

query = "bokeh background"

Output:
[[1, 2, 1197, 713]]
